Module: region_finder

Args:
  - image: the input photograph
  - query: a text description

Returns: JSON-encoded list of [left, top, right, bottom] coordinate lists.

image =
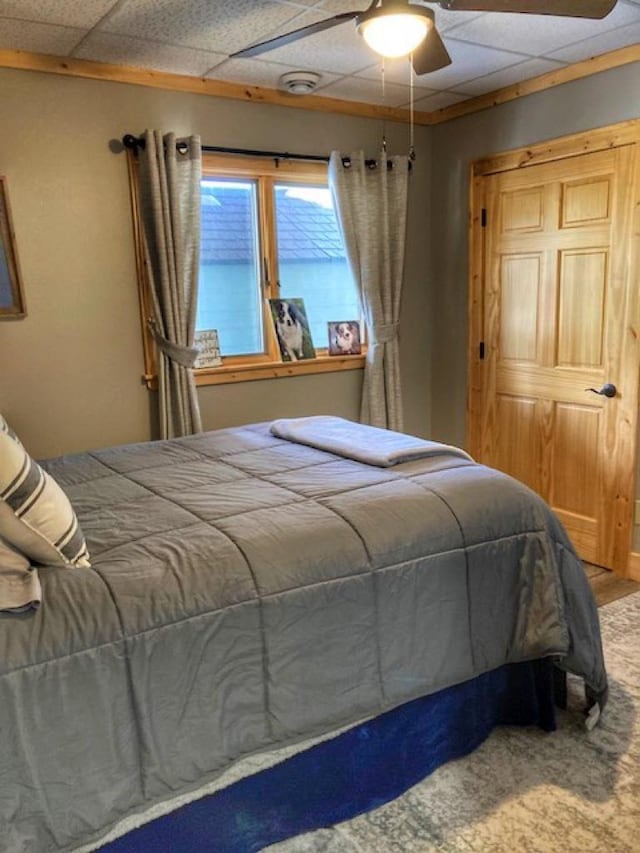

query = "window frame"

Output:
[[129, 151, 365, 389]]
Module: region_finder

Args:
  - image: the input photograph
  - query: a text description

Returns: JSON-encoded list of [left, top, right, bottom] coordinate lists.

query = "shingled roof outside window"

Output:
[[201, 184, 346, 264]]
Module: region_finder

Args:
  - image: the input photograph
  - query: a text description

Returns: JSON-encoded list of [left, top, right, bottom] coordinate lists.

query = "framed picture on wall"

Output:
[[0, 177, 26, 319]]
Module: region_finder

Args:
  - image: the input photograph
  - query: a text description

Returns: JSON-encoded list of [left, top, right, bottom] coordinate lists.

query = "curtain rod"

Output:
[[121, 135, 409, 170], [122, 134, 329, 163]]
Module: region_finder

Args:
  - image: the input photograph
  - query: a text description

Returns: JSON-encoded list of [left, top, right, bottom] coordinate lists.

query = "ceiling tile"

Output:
[[452, 57, 566, 96], [238, 5, 333, 48], [414, 38, 527, 89], [356, 56, 448, 89], [411, 90, 471, 111], [73, 31, 227, 76], [257, 15, 381, 73], [317, 76, 414, 106], [313, 0, 366, 12], [546, 20, 640, 62], [0, 0, 117, 28], [0, 17, 83, 53], [206, 56, 341, 90], [424, 6, 486, 33], [100, 0, 308, 54], [315, 0, 485, 32], [443, 2, 640, 56]]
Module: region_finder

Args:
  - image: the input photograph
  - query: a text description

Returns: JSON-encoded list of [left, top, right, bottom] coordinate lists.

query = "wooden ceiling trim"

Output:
[[0, 43, 638, 127], [473, 116, 640, 176], [0, 49, 431, 125], [429, 43, 640, 126]]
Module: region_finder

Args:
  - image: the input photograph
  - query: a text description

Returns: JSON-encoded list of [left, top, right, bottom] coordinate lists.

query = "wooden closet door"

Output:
[[478, 146, 639, 572]]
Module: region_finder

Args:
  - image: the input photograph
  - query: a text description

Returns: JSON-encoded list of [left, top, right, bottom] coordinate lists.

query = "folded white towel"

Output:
[[270, 416, 473, 467]]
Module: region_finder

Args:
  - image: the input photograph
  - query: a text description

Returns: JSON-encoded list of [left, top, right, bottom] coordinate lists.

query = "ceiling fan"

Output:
[[230, 0, 617, 76]]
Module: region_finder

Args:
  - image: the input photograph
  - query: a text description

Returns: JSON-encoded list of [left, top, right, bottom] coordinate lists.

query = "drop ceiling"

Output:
[[0, 0, 639, 111]]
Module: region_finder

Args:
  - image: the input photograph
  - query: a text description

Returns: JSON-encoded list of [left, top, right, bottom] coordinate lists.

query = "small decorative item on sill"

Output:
[[269, 298, 316, 362], [0, 177, 26, 320], [328, 320, 361, 356], [193, 329, 222, 369]]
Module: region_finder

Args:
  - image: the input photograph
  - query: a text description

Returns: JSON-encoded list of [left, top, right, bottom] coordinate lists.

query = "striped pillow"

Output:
[[0, 537, 41, 612], [0, 413, 21, 444], [0, 428, 90, 568]]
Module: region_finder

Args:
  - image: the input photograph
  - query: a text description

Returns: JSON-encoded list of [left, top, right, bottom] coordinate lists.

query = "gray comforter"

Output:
[[0, 422, 607, 853]]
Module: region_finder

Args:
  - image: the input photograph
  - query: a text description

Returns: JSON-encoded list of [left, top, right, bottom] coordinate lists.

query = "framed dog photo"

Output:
[[0, 176, 26, 319], [328, 320, 362, 356], [269, 298, 316, 362]]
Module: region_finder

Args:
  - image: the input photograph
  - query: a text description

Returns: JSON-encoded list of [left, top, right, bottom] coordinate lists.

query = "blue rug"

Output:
[[101, 660, 556, 853]]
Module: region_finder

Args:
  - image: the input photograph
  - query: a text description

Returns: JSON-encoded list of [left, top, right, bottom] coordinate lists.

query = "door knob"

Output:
[[585, 383, 617, 398]]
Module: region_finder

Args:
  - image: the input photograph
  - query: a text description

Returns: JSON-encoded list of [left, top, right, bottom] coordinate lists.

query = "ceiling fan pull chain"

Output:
[[381, 59, 387, 157], [409, 55, 415, 161]]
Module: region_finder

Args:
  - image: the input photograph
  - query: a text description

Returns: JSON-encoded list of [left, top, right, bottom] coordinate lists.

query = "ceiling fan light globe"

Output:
[[359, 12, 430, 58]]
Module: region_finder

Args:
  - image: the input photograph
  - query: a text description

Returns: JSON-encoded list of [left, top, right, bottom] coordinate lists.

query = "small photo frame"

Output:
[[328, 320, 362, 356], [269, 298, 316, 362], [0, 177, 26, 319], [193, 329, 222, 369]]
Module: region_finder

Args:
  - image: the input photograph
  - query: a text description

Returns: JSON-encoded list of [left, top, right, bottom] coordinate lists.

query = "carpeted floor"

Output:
[[267, 592, 640, 853]]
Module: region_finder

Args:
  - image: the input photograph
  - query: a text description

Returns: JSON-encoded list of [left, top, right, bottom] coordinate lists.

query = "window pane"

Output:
[[198, 179, 263, 356], [274, 184, 359, 350]]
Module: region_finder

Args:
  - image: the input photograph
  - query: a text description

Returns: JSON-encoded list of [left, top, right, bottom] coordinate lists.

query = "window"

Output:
[[198, 177, 264, 357], [131, 153, 363, 387], [193, 155, 362, 383], [274, 183, 359, 349]]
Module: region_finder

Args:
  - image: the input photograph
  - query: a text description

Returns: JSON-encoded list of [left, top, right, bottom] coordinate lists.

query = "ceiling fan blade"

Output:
[[412, 26, 452, 75], [230, 12, 360, 59], [437, 0, 617, 18]]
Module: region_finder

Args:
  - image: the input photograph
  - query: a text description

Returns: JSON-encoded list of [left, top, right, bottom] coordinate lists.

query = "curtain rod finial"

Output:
[[123, 134, 143, 152]]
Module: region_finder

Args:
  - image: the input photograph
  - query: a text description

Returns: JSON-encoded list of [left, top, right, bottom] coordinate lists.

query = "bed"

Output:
[[0, 416, 607, 853]]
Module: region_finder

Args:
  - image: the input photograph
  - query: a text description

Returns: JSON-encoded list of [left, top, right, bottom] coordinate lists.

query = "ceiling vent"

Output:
[[279, 71, 321, 95]]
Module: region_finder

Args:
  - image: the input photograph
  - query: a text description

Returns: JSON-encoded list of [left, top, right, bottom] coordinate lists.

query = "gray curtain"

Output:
[[138, 129, 203, 439], [329, 151, 410, 431]]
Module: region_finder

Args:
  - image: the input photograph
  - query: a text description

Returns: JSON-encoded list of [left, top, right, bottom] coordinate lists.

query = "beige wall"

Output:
[[5, 62, 635, 464], [0, 68, 431, 458]]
